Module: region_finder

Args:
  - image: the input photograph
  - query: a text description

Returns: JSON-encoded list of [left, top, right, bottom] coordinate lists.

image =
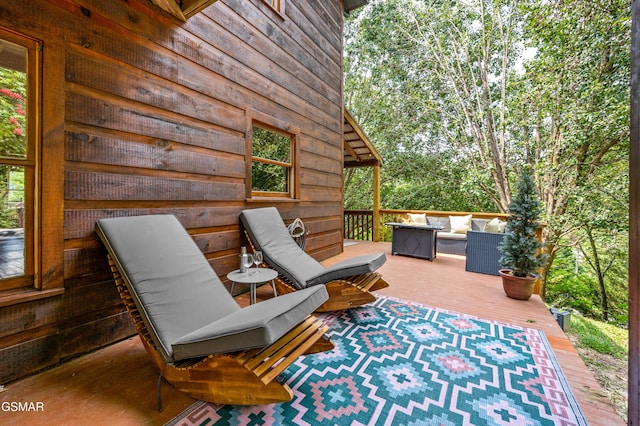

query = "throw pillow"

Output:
[[407, 213, 428, 225], [484, 217, 507, 233], [449, 214, 472, 234]]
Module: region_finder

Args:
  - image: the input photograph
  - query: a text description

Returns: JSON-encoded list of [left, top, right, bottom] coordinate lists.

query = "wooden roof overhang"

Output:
[[149, 0, 214, 21], [343, 108, 383, 169], [343, 0, 370, 14], [150, 0, 369, 22]]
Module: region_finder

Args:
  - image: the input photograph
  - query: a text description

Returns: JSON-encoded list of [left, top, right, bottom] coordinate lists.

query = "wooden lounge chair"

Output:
[[95, 215, 333, 407], [240, 207, 389, 312]]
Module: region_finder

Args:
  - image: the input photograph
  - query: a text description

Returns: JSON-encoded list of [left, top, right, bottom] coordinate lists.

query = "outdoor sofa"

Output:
[[425, 215, 494, 255], [404, 213, 508, 275]]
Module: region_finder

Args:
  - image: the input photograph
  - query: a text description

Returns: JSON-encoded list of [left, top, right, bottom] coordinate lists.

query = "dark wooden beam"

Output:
[[630, 0, 640, 424], [343, 0, 368, 14], [181, 0, 219, 18], [149, 0, 186, 21], [149, 0, 219, 21], [344, 141, 362, 163], [344, 159, 381, 168]]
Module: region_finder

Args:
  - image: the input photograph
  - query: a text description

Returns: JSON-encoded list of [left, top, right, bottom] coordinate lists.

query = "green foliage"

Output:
[[547, 244, 629, 326], [343, 0, 505, 213], [0, 166, 22, 228], [568, 315, 627, 359], [0, 67, 27, 158], [0, 66, 27, 229], [344, 0, 630, 321], [499, 172, 548, 277], [251, 127, 291, 193]]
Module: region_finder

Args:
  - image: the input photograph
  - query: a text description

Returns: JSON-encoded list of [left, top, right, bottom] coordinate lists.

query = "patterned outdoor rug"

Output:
[[166, 296, 586, 426]]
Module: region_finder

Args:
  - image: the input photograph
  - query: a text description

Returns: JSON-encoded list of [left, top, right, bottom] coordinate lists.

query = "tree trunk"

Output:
[[583, 226, 609, 322]]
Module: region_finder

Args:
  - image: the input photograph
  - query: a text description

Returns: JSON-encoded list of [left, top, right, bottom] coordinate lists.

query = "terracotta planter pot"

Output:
[[499, 269, 536, 300]]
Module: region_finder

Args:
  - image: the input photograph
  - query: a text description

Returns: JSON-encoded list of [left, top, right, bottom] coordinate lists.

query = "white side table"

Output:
[[227, 268, 278, 304]]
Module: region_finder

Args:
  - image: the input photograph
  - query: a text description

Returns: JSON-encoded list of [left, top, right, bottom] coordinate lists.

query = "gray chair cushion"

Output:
[[96, 214, 328, 363], [240, 207, 386, 289], [306, 253, 387, 287], [172, 286, 327, 360]]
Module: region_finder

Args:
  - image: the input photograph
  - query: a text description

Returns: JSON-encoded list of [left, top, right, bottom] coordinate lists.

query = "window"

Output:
[[262, 0, 284, 14], [0, 28, 40, 292], [251, 126, 293, 195], [246, 111, 299, 200]]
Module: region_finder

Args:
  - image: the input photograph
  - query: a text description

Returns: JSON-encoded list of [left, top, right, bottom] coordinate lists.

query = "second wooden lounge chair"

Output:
[[95, 214, 334, 406], [240, 207, 390, 312]]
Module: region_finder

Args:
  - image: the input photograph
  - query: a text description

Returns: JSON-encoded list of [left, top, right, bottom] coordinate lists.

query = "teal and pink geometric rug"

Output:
[[166, 296, 586, 425]]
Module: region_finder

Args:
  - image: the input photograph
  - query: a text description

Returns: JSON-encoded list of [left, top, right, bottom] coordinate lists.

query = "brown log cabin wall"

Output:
[[0, 0, 345, 383]]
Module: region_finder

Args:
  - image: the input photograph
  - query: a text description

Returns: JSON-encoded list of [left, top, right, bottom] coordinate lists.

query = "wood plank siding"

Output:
[[0, 0, 346, 383]]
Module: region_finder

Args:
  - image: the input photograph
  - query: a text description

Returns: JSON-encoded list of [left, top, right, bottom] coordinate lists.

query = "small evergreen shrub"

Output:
[[499, 172, 548, 277]]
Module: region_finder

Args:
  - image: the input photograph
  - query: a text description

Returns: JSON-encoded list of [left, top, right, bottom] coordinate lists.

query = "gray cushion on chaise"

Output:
[[239, 207, 386, 290], [95, 214, 328, 364]]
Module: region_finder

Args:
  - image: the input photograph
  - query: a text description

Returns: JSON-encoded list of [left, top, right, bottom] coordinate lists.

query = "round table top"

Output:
[[227, 268, 278, 284]]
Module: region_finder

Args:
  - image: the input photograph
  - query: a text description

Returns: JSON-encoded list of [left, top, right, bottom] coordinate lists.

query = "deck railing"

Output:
[[344, 209, 510, 242], [343, 210, 375, 241]]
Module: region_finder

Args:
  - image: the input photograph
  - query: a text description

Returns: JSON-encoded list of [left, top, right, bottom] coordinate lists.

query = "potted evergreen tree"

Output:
[[498, 171, 548, 300]]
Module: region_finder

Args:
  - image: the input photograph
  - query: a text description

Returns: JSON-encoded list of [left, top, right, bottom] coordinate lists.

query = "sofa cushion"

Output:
[[437, 231, 467, 240], [471, 218, 489, 231], [407, 213, 428, 225], [450, 214, 472, 234], [428, 216, 450, 232], [484, 217, 507, 233]]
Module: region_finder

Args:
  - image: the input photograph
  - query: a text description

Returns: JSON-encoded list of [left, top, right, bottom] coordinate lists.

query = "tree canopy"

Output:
[[344, 0, 630, 320]]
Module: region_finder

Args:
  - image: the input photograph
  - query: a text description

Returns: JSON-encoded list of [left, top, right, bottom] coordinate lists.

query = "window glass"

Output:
[[0, 165, 25, 278], [251, 126, 293, 195], [0, 40, 27, 159], [264, 0, 281, 12], [0, 30, 36, 288]]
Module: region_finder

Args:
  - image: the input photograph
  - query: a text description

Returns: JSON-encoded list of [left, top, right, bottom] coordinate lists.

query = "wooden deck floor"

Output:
[[0, 241, 624, 425]]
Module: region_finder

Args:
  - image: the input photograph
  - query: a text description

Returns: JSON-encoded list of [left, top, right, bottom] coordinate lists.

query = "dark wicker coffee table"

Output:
[[385, 222, 443, 261]]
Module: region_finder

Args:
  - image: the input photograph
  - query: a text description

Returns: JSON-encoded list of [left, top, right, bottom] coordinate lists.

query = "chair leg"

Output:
[[304, 334, 335, 354], [156, 373, 164, 412], [315, 280, 377, 312], [366, 275, 390, 292], [349, 272, 389, 293], [274, 277, 298, 295], [163, 354, 295, 405]]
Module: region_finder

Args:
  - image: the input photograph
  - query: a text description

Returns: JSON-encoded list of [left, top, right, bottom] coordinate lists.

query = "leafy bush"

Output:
[[547, 245, 629, 327]]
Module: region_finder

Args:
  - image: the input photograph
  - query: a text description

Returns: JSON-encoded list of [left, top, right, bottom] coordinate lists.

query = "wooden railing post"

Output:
[[372, 165, 381, 242]]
